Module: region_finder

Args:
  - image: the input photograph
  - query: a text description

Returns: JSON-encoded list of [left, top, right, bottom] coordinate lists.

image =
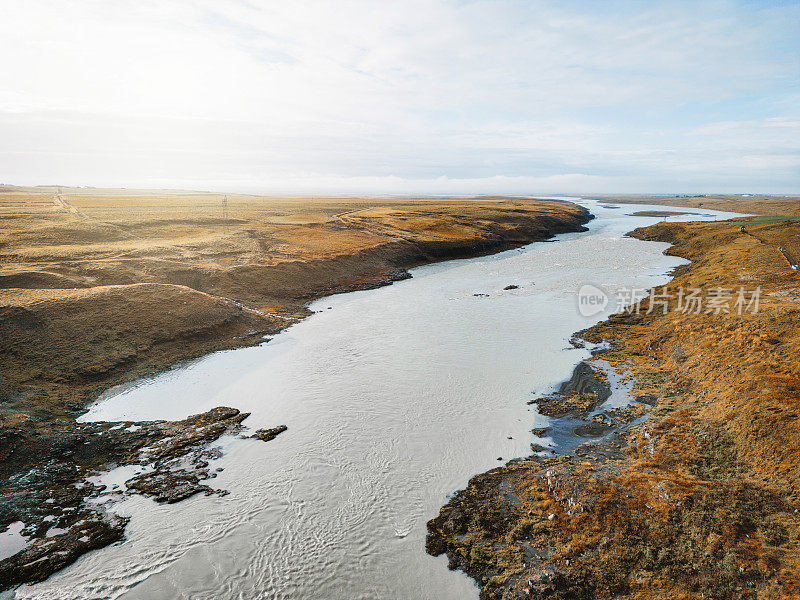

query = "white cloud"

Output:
[[0, 0, 797, 193]]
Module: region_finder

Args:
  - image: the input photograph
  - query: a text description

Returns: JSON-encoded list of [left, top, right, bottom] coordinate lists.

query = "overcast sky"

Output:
[[1, 0, 798, 194]]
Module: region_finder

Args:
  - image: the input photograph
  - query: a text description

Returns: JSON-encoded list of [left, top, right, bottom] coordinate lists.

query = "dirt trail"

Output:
[[742, 224, 799, 270]]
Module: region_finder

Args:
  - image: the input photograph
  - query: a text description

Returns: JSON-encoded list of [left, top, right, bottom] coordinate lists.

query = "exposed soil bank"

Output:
[[0, 190, 591, 590], [0, 192, 591, 418], [427, 216, 800, 599]]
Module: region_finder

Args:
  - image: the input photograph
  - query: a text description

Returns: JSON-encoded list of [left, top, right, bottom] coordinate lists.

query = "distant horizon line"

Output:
[[1, 182, 797, 199]]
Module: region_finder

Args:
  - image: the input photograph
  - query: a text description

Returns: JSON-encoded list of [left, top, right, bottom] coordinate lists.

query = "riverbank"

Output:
[[0, 187, 591, 589], [591, 193, 799, 216], [427, 212, 800, 598]]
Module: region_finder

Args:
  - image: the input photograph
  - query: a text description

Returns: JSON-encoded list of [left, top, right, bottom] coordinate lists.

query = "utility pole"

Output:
[[222, 195, 229, 233]]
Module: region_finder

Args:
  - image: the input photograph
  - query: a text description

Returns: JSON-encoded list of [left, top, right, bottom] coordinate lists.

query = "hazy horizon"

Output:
[[1, 183, 797, 199], [1, 1, 798, 195]]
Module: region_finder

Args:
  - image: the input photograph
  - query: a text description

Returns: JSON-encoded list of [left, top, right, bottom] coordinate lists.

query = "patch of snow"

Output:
[[45, 527, 69, 538], [0, 521, 29, 561], [86, 463, 154, 499]]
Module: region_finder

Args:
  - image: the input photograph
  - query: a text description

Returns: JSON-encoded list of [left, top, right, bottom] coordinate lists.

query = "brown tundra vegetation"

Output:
[[0, 186, 590, 588], [428, 199, 800, 599]]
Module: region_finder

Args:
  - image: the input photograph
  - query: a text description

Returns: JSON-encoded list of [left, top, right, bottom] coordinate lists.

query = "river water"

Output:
[[17, 200, 741, 600]]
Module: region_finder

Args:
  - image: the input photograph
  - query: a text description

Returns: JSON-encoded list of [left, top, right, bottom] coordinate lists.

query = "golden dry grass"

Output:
[[428, 217, 800, 600], [0, 186, 589, 415]]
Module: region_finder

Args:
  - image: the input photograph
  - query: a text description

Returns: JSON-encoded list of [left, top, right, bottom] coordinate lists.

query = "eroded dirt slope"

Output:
[[0, 190, 590, 413], [0, 188, 590, 589]]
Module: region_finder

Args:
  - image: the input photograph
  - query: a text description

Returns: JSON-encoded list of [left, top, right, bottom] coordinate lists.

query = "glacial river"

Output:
[[18, 200, 741, 600]]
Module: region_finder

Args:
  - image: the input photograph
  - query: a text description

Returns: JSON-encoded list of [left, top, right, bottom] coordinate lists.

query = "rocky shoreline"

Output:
[[0, 196, 592, 591], [427, 350, 657, 598], [427, 215, 800, 599], [0, 406, 287, 588]]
